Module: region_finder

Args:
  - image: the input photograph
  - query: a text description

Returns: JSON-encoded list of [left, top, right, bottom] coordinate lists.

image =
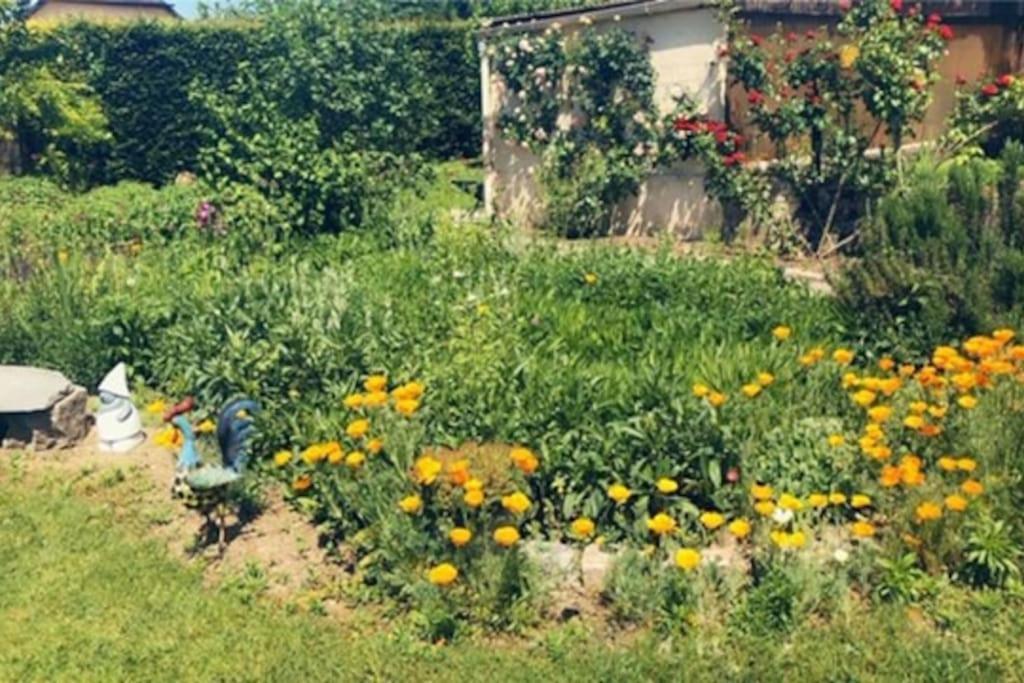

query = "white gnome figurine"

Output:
[[96, 363, 145, 453]]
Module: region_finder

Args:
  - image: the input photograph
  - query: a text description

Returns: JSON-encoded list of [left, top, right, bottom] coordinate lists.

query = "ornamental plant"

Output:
[[723, 0, 951, 253], [493, 25, 659, 237], [945, 73, 1024, 157]]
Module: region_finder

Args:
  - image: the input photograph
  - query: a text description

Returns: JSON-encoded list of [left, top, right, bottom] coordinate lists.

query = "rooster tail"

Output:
[[216, 397, 260, 473]]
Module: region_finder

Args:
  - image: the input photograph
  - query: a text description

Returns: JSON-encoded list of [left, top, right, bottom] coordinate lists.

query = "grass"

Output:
[[2, 472, 1023, 682]]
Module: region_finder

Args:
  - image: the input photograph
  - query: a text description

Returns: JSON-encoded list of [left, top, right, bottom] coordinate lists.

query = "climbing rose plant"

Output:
[[493, 24, 763, 238], [724, 0, 951, 253]]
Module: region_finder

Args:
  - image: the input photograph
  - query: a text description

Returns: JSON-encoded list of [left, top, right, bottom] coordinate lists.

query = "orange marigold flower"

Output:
[[962, 479, 984, 496], [427, 563, 458, 586], [945, 494, 968, 512], [449, 527, 473, 547], [510, 447, 540, 475], [850, 521, 876, 538], [493, 526, 520, 547], [571, 517, 596, 539], [646, 513, 678, 536], [833, 348, 855, 365], [915, 501, 942, 523], [675, 548, 701, 571], [292, 474, 312, 492]]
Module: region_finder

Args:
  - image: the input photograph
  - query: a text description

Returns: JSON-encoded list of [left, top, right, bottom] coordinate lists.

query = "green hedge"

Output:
[[39, 18, 480, 186]]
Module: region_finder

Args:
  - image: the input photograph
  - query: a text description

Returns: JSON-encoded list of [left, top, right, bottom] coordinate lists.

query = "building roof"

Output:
[[27, 0, 179, 18], [480, 0, 709, 35], [481, 0, 1024, 31]]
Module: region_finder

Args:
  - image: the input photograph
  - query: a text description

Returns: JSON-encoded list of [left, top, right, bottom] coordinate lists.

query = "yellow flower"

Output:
[[838, 43, 860, 69], [427, 563, 458, 586], [363, 391, 389, 408], [778, 493, 803, 511], [327, 446, 345, 465], [464, 477, 483, 492], [501, 491, 532, 515], [446, 460, 470, 487], [571, 517, 596, 539], [343, 393, 364, 410], [772, 325, 792, 341], [364, 375, 388, 393], [708, 391, 727, 407], [771, 530, 807, 550], [656, 477, 679, 494], [699, 511, 725, 530], [742, 383, 762, 398], [345, 419, 370, 439], [196, 419, 216, 434], [607, 484, 632, 505], [956, 457, 977, 472], [395, 399, 420, 416], [449, 527, 473, 547], [345, 451, 365, 468], [754, 500, 776, 516], [868, 405, 892, 423], [583, 272, 598, 285], [827, 434, 846, 447], [807, 493, 828, 508], [399, 495, 423, 514], [493, 526, 520, 547], [945, 494, 968, 512], [828, 492, 847, 505], [850, 520, 875, 538], [899, 364, 916, 377], [152, 426, 182, 449], [833, 348, 855, 365], [146, 399, 167, 415], [302, 443, 328, 465], [273, 450, 292, 467], [851, 494, 871, 509], [938, 456, 957, 471], [879, 357, 896, 372], [412, 456, 443, 485], [391, 381, 425, 401], [647, 513, 678, 536], [993, 328, 1016, 343], [675, 548, 701, 571], [292, 474, 312, 492], [962, 479, 984, 496], [692, 382, 710, 398], [750, 483, 773, 500], [957, 395, 978, 409], [909, 401, 928, 415], [367, 438, 384, 454], [728, 518, 751, 538], [852, 389, 877, 407], [915, 501, 942, 523], [464, 489, 485, 508], [842, 372, 860, 389], [903, 415, 924, 430], [879, 465, 901, 488], [510, 447, 540, 475], [757, 372, 775, 387]]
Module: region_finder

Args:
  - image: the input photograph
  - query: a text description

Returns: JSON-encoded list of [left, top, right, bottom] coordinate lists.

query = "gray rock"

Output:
[[0, 366, 90, 449], [523, 540, 577, 579], [580, 543, 616, 593]]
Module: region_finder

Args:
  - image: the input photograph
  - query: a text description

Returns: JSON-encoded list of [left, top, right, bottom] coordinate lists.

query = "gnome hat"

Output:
[[98, 362, 131, 399]]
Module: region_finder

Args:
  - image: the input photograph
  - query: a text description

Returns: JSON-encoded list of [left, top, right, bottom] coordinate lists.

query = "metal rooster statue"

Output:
[[166, 397, 260, 554]]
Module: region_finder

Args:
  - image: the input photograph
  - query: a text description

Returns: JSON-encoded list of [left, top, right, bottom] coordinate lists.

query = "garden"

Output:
[[3, 0, 1024, 679]]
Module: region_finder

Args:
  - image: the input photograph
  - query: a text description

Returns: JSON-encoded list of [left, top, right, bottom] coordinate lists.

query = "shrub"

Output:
[[837, 150, 1024, 354]]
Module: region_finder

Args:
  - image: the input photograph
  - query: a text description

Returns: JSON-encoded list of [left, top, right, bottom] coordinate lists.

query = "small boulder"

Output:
[[0, 366, 91, 450]]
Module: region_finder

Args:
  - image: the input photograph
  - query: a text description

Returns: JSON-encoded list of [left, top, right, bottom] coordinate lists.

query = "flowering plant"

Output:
[[723, 0, 950, 253]]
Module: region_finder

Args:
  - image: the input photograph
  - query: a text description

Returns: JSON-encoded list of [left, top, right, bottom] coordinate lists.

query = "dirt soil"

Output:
[[2, 426, 350, 617]]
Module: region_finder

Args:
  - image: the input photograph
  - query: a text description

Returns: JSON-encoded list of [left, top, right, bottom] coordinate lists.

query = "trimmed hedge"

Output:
[[39, 18, 480, 186]]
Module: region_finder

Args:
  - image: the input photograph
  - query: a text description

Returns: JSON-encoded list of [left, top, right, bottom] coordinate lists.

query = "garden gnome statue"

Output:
[[95, 363, 145, 453]]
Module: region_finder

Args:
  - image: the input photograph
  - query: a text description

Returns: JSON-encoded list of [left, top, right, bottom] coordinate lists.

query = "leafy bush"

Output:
[[837, 150, 1024, 355]]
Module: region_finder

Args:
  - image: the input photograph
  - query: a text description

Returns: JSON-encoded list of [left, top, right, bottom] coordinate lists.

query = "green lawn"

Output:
[[2, 474, 1023, 682]]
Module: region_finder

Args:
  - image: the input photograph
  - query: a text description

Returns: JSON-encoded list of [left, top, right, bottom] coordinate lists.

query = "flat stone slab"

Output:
[[0, 366, 74, 413]]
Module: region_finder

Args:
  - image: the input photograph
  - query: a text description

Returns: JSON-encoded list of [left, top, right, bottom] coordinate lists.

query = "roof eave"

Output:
[[480, 0, 712, 37]]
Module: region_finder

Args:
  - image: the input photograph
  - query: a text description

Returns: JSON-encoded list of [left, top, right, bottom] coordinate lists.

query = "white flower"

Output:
[[533, 128, 548, 141], [832, 548, 850, 564], [613, 14, 621, 21], [518, 38, 534, 53], [669, 85, 684, 99], [632, 142, 646, 157], [580, 15, 593, 25], [632, 111, 647, 125], [551, 22, 562, 31], [556, 112, 574, 131], [772, 507, 794, 525]]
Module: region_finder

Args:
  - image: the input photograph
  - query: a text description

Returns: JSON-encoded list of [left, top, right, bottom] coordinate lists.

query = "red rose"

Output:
[[786, 32, 798, 43], [890, 0, 903, 12], [747, 89, 765, 106], [926, 13, 941, 25], [998, 74, 1015, 88], [723, 151, 746, 167], [718, 46, 730, 58], [955, 74, 967, 86], [805, 30, 816, 39], [838, 0, 851, 11], [750, 35, 764, 47], [784, 50, 796, 63], [938, 25, 954, 41], [714, 129, 729, 144], [732, 134, 745, 147], [726, 467, 741, 484], [982, 83, 1000, 97]]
